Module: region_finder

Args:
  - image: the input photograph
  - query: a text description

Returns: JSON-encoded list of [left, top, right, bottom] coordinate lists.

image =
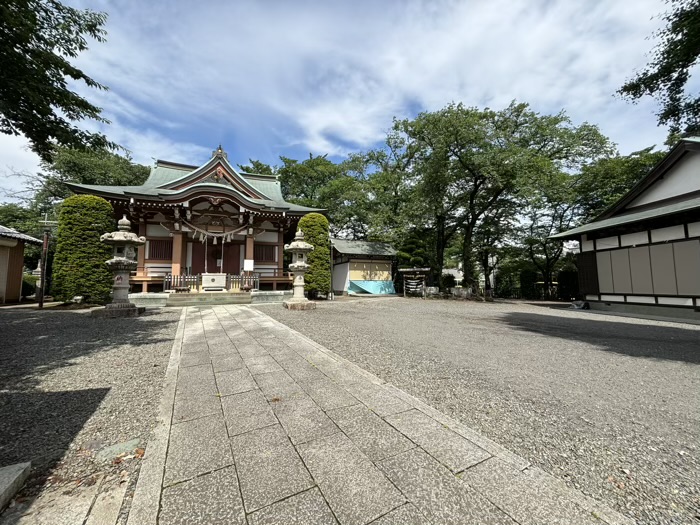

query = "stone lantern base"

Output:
[[92, 305, 146, 318], [283, 300, 316, 310]]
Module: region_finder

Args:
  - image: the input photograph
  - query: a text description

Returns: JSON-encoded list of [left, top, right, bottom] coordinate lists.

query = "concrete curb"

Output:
[[247, 306, 635, 525], [0, 462, 30, 512], [126, 308, 186, 525]]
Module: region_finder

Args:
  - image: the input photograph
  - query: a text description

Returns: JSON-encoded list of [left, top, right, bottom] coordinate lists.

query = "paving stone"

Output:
[[180, 352, 211, 368], [248, 488, 338, 525], [341, 381, 411, 417], [164, 414, 233, 486], [172, 390, 220, 423], [160, 466, 245, 525], [316, 364, 365, 386], [257, 338, 290, 354], [231, 424, 314, 512], [237, 345, 269, 359], [327, 404, 413, 462], [208, 340, 236, 356], [221, 389, 278, 437], [378, 448, 514, 525], [180, 342, 208, 354], [211, 354, 244, 373], [254, 370, 306, 402], [460, 458, 604, 525], [272, 395, 338, 445], [245, 355, 283, 375], [283, 361, 326, 383], [386, 409, 490, 473], [370, 503, 431, 525], [176, 363, 217, 397], [301, 377, 359, 411], [216, 368, 257, 396], [298, 432, 405, 525]]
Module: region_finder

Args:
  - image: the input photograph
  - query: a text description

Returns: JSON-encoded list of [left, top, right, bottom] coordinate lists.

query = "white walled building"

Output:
[[553, 138, 700, 319]]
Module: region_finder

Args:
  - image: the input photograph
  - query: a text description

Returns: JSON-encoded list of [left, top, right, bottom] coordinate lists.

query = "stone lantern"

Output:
[[92, 215, 146, 317], [283, 229, 316, 310]]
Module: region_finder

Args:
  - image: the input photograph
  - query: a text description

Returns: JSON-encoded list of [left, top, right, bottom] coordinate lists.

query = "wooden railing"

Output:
[[164, 273, 261, 292]]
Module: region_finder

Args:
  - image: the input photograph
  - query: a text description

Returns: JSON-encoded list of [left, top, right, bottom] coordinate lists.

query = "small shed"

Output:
[[331, 239, 397, 295], [0, 225, 41, 304]]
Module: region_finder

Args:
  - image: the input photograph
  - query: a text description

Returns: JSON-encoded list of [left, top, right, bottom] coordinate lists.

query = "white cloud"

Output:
[[0, 0, 675, 196], [0, 134, 42, 201]]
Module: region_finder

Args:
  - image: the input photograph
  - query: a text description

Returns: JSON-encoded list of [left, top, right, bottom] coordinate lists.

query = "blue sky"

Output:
[[0, 0, 682, 199]]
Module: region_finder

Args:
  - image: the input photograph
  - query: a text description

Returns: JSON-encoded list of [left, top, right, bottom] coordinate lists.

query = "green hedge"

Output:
[[298, 213, 331, 298], [52, 195, 114, 304], [21, 274, 38, 298]]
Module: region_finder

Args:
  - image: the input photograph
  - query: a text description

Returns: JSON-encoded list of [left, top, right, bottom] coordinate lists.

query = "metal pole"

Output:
[[38, 227, 49, 308], [204, 235, 208, 273]]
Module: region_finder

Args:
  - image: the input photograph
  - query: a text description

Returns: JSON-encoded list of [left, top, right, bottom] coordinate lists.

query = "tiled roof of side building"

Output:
[[0, 225, 42, 244], [550, 195, 700, 239], [332, 238, 397, 256]]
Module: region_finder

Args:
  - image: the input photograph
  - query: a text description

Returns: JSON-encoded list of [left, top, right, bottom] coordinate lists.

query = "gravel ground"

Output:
[[258, 298, 700, 525], [0, 306, 179, 521]]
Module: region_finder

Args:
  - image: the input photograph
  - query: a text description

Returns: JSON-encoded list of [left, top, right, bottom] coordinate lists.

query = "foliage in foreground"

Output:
[[618, 0, 700, 134], [52, 194, 113, 303], [0, 0, 115, 162], [297, 213, 331, 297]]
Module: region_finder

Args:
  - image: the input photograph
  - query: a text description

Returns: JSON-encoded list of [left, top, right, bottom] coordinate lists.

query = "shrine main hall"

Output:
[[68, 146, 322, 293]]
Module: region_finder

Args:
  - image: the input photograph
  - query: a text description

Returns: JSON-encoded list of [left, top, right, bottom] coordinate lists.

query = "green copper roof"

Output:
[[551, 195, 700, 239], [68, 153, 323, 214], [332, 239, 397, 256]]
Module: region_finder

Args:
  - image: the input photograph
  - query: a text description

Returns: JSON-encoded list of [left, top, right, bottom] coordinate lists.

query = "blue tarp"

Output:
[[348, 280, 396, 295]]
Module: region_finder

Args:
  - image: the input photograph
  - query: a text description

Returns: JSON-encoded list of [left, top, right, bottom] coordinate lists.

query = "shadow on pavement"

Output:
[[501, 311, 700, 364]]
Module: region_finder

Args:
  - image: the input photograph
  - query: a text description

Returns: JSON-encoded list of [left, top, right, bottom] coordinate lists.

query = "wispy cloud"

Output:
[[1, 0, 673, 201]]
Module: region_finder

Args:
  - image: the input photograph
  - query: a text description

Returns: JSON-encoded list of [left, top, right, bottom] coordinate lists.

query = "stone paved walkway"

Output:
[[127, 306, 635, 525]]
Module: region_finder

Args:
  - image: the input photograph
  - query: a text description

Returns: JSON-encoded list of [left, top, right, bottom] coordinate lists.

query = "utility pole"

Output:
[[37, 214, 57, 309]]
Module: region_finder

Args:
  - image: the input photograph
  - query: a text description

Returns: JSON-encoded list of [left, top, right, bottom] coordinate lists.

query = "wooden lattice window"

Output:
[[148, 239, 173, 260], [254, 244, 276, 262]]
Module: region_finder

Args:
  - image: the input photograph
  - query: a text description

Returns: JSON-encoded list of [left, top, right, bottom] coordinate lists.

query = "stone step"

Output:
[[166, 293, 252, 306], [0, 462, 30, 512]]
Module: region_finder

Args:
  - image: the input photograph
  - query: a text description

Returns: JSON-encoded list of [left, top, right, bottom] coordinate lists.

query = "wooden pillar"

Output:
[[245, 234, 254, 263], [172, 232, 186, 276], [278, 230, 284, 272]]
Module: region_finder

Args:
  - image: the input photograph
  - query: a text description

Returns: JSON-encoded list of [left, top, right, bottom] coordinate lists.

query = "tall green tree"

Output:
[[618, 0, 700, 134], [12, 146, 149, 209], [576, 147, 666, 221], [519, 170, 579, 294], [0, 0, 115, 162], [392, 102, 611, 286], [278, 154, 369, 238], [297, 213, 331, 298], [52, 194, 113, 303]]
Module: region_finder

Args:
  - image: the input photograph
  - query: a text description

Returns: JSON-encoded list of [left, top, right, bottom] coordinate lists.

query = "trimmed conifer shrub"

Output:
[[52, 195, 114, 304], [298, 213, 331, 298]]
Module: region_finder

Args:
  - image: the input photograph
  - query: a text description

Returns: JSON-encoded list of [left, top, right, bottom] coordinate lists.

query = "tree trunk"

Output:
[[434, 215, 447, 287], [461, 226, 476, 290]]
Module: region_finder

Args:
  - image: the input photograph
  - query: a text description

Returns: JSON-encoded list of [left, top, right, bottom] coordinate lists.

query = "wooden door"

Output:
[[222, 243, 240, 274], [191, 241, 205, 274]]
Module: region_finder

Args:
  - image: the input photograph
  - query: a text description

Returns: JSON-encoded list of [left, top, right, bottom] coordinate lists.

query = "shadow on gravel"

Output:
[[502, 312, 700, 364], [0, 309, 177, 391], [0, 388, 109, 482], [0, 308, 177, 495]]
